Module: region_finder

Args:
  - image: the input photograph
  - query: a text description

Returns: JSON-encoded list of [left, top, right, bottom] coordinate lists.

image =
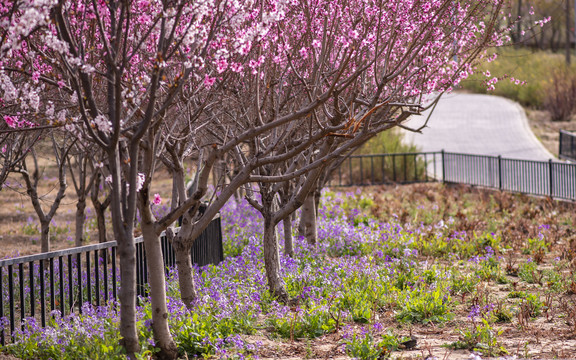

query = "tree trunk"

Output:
[[170, 215, 198, 310], [283, 217, 294, 257], [40, 220, 50, 253], [263, 216, 288, 302], [75, 197, 86, 247], [91, 174, 110, 244], [174, 239, 197, 309], [140, 205, 178, 360], [108, 150, 140, 357], [95, 204, 108, 243], [297, 207, 306, 238], [314, 188, 321, 217], [302, 194, 317, 245], [116, 234, 140, 356]]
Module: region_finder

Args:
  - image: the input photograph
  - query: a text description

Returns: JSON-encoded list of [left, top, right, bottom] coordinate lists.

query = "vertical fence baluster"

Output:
[[170, 236, 175, 268], [103, 250, 109, 302], [39, 262, 45, 327], [381, 155, 385, 184], [347, 157, 351, 186], [95, 251, 100, 306], [18, 264, 24, 331], [559, 130, 564, 158], [393, 155, 397, 182], [423, 154, 428, 181], [112, 247, 117, 300], [549, 159, 553, 197], [359, 157, 363, 185], [29, 262, 34, 319], [403, 154, 407, 182], [498, 156, 502, 190], [8, 265, 14, 340], [49, 258, 55, 313], [370, 156, 375, 184], [59, 257, 64, 317], [68, 254, 73, 313], [136, 244, 141, 298], [77, 253, 82, 314], [86, 252, 91, 305]]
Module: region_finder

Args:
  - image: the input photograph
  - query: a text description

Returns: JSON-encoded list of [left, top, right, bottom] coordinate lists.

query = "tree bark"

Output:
[[91, 174, 110, 244], [283, 217, 293, 257], [297, 208, 306, 238], [108, 151, 140, 357], [40, 220, 50, 253], [140, 199, 178, 360], [95, 203, 108, 243], [116, 234, 139, 356], [75, 197, 86, 247], [302, 193, 317, 245], [263, 216, 288, 302], [170, 215, 198, 310]]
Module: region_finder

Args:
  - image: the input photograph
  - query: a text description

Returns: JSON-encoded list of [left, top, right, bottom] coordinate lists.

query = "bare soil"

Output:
[[0, 162, 173, 259], [525, 108, 576, 158]]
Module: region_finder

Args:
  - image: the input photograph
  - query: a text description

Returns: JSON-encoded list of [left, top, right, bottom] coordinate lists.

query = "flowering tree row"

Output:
[[0, 0, 513, 358]]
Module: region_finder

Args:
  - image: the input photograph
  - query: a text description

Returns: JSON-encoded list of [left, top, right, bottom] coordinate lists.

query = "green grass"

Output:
[[462, 48, 576, 108]]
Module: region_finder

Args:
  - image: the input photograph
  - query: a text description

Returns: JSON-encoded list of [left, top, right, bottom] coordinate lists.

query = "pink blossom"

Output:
[[203, 75, 216, 87], [230, 62, 244, 73], [3, 115, 17, 128], [216, 58, 228, 74], [31, 71, 40, 83], [153, 193, 162, 205]]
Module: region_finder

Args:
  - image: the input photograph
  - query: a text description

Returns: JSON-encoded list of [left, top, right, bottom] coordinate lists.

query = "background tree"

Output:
[[18, 133, 70, 253]]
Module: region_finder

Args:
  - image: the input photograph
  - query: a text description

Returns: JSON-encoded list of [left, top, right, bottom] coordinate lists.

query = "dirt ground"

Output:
[[525, 108, 575, 159], [0, 164, 173, 259]]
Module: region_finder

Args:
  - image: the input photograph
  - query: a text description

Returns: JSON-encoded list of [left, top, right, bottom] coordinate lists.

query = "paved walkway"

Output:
[[403, 92, 555, 161]]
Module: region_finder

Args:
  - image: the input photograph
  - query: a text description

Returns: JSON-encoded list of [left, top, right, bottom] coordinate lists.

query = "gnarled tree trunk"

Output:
[[139, 195, 178, 360], [40, 220, 50, 253], [263, 216, 288, 302], [170, 214, 198, 310], [283, 217, 293, 257], [301, 193, 317, 245], [75, 197, 86, 247]]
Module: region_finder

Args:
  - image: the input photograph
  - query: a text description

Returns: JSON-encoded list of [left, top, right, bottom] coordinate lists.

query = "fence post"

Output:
[[441, 150, 445, 183], [549, 159, 554, 197], [570, 134, 576, 160], [498, 155, 502, 190], [559, 130, 564, 159]]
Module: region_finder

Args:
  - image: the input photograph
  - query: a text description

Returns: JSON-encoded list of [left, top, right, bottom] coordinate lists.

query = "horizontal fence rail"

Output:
[[559, 130, 576, 162], [329, 151, 576, 202], [0, 215, 222, 345]]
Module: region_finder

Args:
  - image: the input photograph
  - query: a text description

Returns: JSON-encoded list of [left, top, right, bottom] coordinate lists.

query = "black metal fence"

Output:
[[329, 151, 576, 202], [327, 152, 440, 186], [0, 216, 222, 345], [559, 130, 576, 162]]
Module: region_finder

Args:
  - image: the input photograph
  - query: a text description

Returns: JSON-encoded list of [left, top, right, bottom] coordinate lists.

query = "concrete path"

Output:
[[403, 92, 555, 161]]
